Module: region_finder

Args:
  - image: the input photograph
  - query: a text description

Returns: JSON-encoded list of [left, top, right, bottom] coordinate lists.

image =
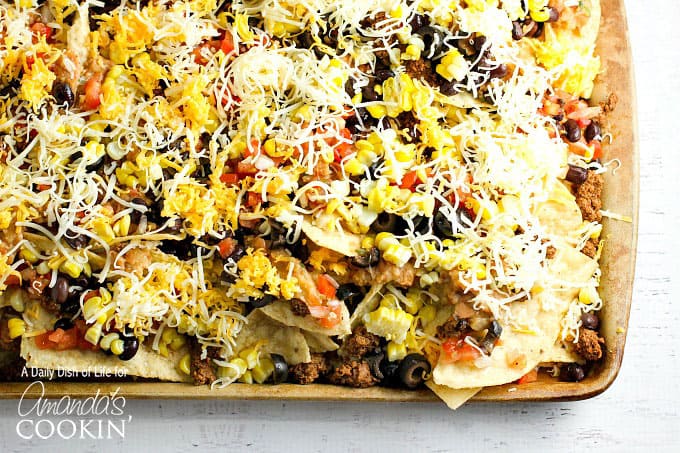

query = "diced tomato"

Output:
[[30, 22, 52, 43], [591, 140, 603, 160], [244, 139, 260, 158], [35, 332, 58, 350], [246, 192, 262, 207], [219, 173, 240, 185], [316, 274, 337, 299], [399, 170, 419, 191], [220, 32, 235, 55], [82, 289, 99, 303], [48, 328, 65, 344], [56, 328, 80, 350], [83, 73, 104, 110], [217, 237, 236, 259], [441, 337, 481, 363], [36, 183, 51, 191], [517, 368, 538, 384]]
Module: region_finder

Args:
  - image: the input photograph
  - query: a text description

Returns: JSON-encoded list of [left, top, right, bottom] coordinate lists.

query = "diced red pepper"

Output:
[[246, 192, 262, 207], [517, 369, 538, 384], [441, 336, 481, 363], [236, 161, 258, 175], [591, 140, 603, 160], [332, 128, 353, 162], [35, 332, 58, 350], [83, 73, 104, 111], [220, 32, 235, 55], [3, 274, 21, 287], [219, 173, 240, 185], [217, 237, 236, 259], [399, 170, 419, 191], [316, 274, 337, 299]]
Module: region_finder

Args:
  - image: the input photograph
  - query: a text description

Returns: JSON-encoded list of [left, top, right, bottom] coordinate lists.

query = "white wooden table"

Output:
[[1, 1, 678, 451]]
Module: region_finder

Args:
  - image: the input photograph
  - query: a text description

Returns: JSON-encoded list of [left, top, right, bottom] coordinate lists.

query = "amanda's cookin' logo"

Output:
[[16, 381, 132, 440]]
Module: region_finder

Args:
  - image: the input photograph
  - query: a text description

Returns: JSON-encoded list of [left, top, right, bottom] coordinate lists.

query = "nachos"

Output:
[[0, 0, 611, 406]]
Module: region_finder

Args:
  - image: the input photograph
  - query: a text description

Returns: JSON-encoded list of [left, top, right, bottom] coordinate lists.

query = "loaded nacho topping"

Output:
[[1, 0, 611, 398]]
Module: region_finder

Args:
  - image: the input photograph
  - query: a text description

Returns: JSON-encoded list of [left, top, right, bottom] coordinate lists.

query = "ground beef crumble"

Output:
[[341, 326, 380, 358], [189, 339, 216, 386], [575, 328, 605, 361], [327, 359, 378, 388], [290, 298, 310, 317], [575, 170, 603, 223], [289, 353, 329, 385]]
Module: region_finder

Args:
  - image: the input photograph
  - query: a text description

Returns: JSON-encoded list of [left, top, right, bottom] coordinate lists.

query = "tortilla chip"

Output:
[[541, 340, 581, 364], [233, 310, 310, 365], [21, 338, 191, 382], [433, 246, 596, 389], [301, 220, 362, 257], [349, 285, 383, 329], [535, 182, 583, 240], [302, 331, 339, 353], [260, 300, 351, 336], [426, 381, 481, 410]]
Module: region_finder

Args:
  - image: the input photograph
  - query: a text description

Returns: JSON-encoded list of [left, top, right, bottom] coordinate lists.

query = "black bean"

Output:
[[299, 30, 314, 49], [585, 121, 601, 142], [164, 218, 183, 234], [63, 230, 89, 250], [368, 159, 383, 179], [565, 164, 588, 184], [487, 320, 503, 339], [361, 83, 379, 102], [351, 247, 380, 268], [50, 277, 70, 304], [54, 318, 74, 331], [60, 297, 81, 316], [489, 63, 508, 79], [564, 119, 582, 142], [53, 82, 75, 107], [473, 35, 487, 52], [562, 363, 586, 382], [85, 154, 105, 172], [374, 68, 395, 84], [581, 312, 600, 330], [439, 80, 459, 96], [118, 335, 140, 361], [270, 353, 289, 384], [456, 37, 477, 57], [547, 7, 560, 22], [409, 14, 429, 32], [523, 20, 542, 39], [250, 293, 274, 308], [268, 221, 287, 249], [397, 353, 431, 389], [228, 243, 246, 262]]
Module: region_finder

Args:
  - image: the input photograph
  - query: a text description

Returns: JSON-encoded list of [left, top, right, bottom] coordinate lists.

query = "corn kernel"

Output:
[[530, 9, 551, 22], [100, 332, 119, 351], [113, 215, 131, 237], [579, 286, 599, 305], [83, 297, 103, 320], [84, 323, 103, 345], [366, 104, 387, 119], [238, 370, 254, 384], [387, 341, 407, 361], [375, 232, 398, 250], [158, 341, 169, 357], [436, 49, 468, 82], [403, 288, 424, 315], [19, 247, 39, 264], [364, 306, 414, 343], [36, 262, 50, 275], [170, 335, 186, 351], [96, 312, 108, 324], [60, 260, 82, 279], [91, 218, 115, 243], [110, 339, 125, 356], [230, 358, 248, 375], [178, 353, 192, 375], [383, 243, 412, 267], [7, 318, 26, 339], [47, 255, 65, 270], [238, 347, 260, 369], [252, 358, 274, 384]]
